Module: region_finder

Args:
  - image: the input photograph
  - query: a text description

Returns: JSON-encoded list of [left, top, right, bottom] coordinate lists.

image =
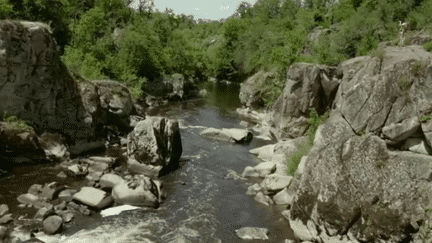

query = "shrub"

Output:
[[369, 45, 385, 61], [286, 107, 330, 176], [411, 59, 428, 78], [2, 112, 32, 132], [126, 77, 147, 100], [287, 141, 313, 176], [421, 115, 432, 123], [424, 41, 432, 52]]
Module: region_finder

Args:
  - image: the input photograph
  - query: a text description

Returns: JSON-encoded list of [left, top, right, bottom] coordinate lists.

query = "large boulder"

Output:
[[239, 70, 283, 109], [127, 116, 182, 177], [112, 175, 162, 207], [92, 80, 135, 131], [142, 73, 199, 106], [288, 110, 432, 242], [0, 121, 46, 163], [333, 45, 432, 136], [271, 63, 340, 140]]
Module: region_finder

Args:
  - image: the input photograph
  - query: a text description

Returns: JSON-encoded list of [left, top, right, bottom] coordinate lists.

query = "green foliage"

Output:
[[0, 0, 14, 19], [424, 41, 432, 52], [412, 59, 428, 78], [421, 115, 432, 123], [369, 45, 385, 61], [286, 107, 330, 176], [2, 111, 32, 132], [306, 107, 330, 144], [287, 141, 313, 176], [126, 77, 146, 100], [71, 7, 105, 48], [399, 76, 412, 92]]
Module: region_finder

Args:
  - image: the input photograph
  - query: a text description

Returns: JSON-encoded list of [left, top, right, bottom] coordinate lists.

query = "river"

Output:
[[1, 81, 297, 243]]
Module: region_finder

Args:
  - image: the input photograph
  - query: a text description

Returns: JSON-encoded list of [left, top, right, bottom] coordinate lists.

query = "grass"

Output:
[[411, 59, 428, 78], [421, 115, 432, 123], [376, 160, 385, 169], [419, 207, 432, 240], [424, 40, 432, 52], [369, 45, 385, 61], [286, 107, 330, 176], [1, 111, 32, 132]]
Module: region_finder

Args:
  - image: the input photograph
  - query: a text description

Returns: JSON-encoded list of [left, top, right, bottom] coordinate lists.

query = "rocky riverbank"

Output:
[[0, 20, 189, 242], [237, 37, 432, 242]]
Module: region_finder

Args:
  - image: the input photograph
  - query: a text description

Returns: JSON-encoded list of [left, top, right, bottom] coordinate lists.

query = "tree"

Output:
[[0, 0, 14, 19], [231, 1, 253, 19], [72, 7, 105, 48]]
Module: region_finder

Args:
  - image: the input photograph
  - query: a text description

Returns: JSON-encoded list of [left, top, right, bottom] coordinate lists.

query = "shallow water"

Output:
[[1, 81, 298, 242]]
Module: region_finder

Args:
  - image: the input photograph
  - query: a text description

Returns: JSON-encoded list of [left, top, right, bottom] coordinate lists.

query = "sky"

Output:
[[127, 0, 259, 21]]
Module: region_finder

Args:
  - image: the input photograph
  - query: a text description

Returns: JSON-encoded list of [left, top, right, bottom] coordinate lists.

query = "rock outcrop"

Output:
[[239, 70, 283, 109], [274, 44, 432, 242], [0, 20, 137, 158], [271, 62, 340, 140]]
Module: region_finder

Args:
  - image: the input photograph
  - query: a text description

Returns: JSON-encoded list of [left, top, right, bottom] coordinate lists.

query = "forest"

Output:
[[1, 0, 432, 104]]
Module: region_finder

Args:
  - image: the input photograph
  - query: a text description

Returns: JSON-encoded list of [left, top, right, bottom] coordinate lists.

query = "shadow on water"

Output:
[[1, 81, 298, 243]]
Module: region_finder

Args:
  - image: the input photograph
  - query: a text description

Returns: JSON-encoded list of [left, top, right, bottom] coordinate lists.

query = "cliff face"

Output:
[[264, 42, 432, 242], [0, 20, 135, 156]]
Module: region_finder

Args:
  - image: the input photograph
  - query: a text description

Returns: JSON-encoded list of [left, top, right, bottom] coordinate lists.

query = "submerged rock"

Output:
[[100, 205, 141, 217], [112, 175, 162, 207], [235, 227, 269, 240], [200, 128, 253, 144]]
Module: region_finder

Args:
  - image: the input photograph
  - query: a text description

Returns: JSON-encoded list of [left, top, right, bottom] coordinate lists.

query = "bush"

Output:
[[286, 107, 330, 176], [424, 41, 432, 52], [2, 112, 32, 132], [0, 0, 14, 19]]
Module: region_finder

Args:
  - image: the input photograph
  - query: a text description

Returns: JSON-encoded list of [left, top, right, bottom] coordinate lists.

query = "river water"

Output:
[[1, 81, 297, 242]]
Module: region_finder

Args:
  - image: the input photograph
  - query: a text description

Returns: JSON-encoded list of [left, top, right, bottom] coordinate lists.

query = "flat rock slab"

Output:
[[100, 205, 141, 217], [261, 174, 293, 191], [273, 187, 294, 205], [73, 187, 113, 209], [254, 161, 276, 177], [235, 227, 269, 240], [17, 193, 39, 205], [99, 173, 125, 189], [200, 128, 253, 144]]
